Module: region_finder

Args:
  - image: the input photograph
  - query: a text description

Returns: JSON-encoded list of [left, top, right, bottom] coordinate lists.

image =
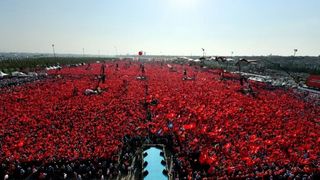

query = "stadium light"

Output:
[[293, 49, 298, 57], [52, 44, 56, 57]]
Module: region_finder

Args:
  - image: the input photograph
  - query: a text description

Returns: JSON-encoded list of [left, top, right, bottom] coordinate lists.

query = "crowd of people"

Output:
[[1, 158, 119, 179], [0, 75, 47, 88], [0, 61, 319, 179]]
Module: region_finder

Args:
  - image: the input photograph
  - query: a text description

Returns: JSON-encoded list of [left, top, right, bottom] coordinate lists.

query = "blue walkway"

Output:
[[143, 147, 167, 180]]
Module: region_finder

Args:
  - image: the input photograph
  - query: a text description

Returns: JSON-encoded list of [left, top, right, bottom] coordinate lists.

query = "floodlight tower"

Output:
[[52, 44, 56, 57], [202, 48, 205, 57], [293, 49, 298, 57], [82, 48, 85, 57]]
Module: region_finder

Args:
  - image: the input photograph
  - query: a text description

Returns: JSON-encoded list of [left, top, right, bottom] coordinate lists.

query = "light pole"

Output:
[[52, 44, 56, 57], [293, 49, 298, 57], [82, 48, 85, 57]]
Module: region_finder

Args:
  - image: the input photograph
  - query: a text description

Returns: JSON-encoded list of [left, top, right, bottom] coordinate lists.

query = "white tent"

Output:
[[28, 72, 38, 77], [11, 71, 28, 77], [0, 71, 9, 78]]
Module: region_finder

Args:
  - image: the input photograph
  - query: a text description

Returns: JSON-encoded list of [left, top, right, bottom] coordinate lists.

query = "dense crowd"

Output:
[[0, 61, 319, 179], [0, 75, 47, 88]]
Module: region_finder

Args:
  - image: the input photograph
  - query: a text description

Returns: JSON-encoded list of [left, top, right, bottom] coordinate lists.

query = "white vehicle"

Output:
[[11, 71, 28, 77], [0, 71, 9, 78]]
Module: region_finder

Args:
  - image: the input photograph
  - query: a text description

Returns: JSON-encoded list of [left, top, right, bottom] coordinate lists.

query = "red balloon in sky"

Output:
[[138, 51, 143, 56]]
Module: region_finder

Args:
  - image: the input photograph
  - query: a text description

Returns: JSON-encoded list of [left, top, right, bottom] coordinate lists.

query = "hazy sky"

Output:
[[0, 0, 319, 56]]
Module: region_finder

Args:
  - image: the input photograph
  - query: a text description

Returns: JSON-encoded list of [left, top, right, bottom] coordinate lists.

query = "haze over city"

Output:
[[0, 0, 319, 56]]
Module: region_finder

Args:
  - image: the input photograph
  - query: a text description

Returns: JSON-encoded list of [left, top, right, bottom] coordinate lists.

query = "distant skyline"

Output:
[[0, 0, 319, 56]]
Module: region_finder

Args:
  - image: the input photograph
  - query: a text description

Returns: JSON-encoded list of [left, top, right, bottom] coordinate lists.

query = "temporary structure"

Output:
[[0, 71, 9, 78], [11, 71, 28, 77]]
